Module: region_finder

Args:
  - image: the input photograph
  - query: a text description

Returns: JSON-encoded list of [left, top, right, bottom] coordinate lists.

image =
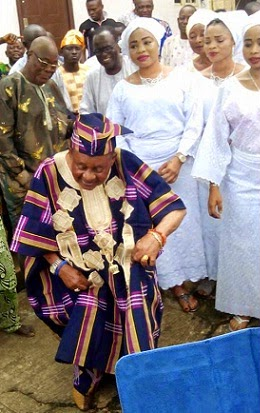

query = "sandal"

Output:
[[193, 279, 216, 300], [229, 315, 250, 332]]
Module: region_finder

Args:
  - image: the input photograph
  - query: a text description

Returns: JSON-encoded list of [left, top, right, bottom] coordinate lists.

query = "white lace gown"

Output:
[[193, 73, 221, 281], [107, 70, 207, 289], [192, 77, 260, 319]]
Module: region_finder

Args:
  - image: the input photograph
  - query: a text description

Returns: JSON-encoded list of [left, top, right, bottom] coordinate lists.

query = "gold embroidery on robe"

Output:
[[105, 176, 125, 200], [0, 124, 11, 134], [31, 146, 44, 160], [82, 250, 105, 270], [57, 188, 81, 211], [5, 86, 13, 97], [46, 96, 55, 107], [52, 210, 74, 232], [18, 98, 31, 113]]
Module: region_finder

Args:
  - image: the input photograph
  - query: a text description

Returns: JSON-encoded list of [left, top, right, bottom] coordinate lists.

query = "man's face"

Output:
[[134, 0, 154, 18], [69, 149, 116, 190], [178, 6, 196, 37], [6, 41, 25, 65], [27, 48, 58, 85], [93, 32, 119, 73], [87, 0, 104, 21], [61, 45, 82, 64]]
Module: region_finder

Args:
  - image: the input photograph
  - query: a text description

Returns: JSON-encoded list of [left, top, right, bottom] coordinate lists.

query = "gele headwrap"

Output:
[[186, 9, 216, 37], [71, 113, 132, 156], [243, 9, 260, 35], [120, 17, 165, 57], [60, 30, 85, 49]]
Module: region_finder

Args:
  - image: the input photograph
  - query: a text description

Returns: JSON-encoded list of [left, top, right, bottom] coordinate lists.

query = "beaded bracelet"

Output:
[[148, 229, 167, 248], [54, 260, 68, 277]]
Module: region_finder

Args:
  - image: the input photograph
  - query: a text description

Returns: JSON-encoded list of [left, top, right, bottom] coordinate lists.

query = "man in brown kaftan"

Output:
[[0, 36, 72, 229]]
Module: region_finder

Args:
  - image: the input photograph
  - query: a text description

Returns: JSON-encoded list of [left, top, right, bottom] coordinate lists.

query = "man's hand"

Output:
[[0, 33, 20, 45], [131, 233, 162, 267], [59, 263, 92, 291], [208, 185, 223, 219], [158, 157, 182, 184]]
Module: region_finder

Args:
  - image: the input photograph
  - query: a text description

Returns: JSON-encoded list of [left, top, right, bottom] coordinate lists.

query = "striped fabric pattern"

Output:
[[11, 148, 185, 373]]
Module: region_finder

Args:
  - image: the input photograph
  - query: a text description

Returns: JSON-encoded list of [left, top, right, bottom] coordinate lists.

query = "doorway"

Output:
[[16, 0, 75, 48]]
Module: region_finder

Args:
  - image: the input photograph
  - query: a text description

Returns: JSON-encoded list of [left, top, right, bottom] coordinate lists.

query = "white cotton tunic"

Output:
[[192, 77, 260, 318], [107, 70, 207, 289], [79, 56, 136, 115]]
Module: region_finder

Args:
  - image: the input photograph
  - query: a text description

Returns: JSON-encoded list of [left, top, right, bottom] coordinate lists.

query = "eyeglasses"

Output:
[[93, 43, 117, 56], [33, 52, 58, 69]]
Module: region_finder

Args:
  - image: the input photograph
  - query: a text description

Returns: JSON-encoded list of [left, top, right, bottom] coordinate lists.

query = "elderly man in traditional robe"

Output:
[[0, 36, 72, 230]]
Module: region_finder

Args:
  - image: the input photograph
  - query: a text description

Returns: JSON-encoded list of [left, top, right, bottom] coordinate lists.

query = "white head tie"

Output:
[[120, 17, 165, 57]]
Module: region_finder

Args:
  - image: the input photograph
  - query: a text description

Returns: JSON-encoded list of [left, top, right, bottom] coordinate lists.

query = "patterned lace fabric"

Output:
[[192, 76, 260, 185]]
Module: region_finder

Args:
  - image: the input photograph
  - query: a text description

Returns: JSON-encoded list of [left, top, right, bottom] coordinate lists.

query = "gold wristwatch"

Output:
[[175, 152, 187, 163]]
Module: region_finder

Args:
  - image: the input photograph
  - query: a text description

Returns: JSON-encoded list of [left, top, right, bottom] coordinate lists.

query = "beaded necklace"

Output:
[[210, 63, 236, 86]]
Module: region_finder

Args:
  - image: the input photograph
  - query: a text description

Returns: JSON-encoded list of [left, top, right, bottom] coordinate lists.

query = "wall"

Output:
[[72, 0, 180, 33], [0, 0, 182, 63]]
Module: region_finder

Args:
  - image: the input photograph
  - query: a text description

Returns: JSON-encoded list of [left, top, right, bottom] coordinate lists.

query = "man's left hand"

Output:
[[131, 233, 161, 267]]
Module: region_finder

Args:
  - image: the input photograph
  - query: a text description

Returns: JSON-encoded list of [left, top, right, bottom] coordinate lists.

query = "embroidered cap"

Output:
[[71, 113, 132, 156], [60, 29, 85, 49]]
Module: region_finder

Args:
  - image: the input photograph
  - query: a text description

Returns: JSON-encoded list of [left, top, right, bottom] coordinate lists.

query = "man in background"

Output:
[[161, 5, 196, 68], [79, 0, 118, 58], [80, 26, 136, 115], [0, 36, 71, 230], [118, 0, 172, 53], [0, 40, 25, 79], [52, 30, 88, 114], [9, 24, 47, 74]]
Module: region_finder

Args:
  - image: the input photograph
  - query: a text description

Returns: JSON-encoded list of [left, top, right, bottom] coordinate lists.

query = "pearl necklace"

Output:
[[248, 70, 260, 92], [210, 63, 236, 86], [138, 70, 164, 86]]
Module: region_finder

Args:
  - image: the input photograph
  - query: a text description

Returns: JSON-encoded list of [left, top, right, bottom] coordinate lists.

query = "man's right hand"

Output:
[[0, 33, 20, 45], [208, 185, 223, 219], [59, 263, 91, 291]]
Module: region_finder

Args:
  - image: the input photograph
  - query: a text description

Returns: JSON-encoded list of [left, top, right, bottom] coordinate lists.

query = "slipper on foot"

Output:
[[175, 293, 199, 313], [229, 315, 250, 332]]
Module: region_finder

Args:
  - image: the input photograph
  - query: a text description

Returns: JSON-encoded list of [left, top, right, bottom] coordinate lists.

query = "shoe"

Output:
[[193, 279, 216, 300], [229, 315, 250, 332], [72, 387, 94, 411], [14, 324, 35, 337]]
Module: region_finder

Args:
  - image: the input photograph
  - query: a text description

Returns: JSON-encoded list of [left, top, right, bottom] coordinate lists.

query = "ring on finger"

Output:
[[140, 254, 149, 264]]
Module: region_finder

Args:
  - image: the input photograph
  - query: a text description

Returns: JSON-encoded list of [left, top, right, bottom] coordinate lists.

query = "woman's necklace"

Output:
[[138, 70, 164, 86], [248, 70, 260, 92], [210, 63, 236, 86]]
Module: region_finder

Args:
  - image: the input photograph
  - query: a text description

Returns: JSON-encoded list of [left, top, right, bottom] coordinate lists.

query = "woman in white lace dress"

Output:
[[107, 17, 207, 313], [191, 13, 246, 299], [192, 12, 260, 331]]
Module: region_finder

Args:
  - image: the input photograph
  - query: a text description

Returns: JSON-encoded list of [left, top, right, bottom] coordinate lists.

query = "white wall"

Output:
[[72, 0, 180, 33], [0, 0, 181, 63], [0, 0, 20, 63]]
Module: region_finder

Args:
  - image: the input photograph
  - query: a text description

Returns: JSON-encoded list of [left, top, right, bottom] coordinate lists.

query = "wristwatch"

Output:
[[50, 258, 63, 275], [175, 152, 187, 163]]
